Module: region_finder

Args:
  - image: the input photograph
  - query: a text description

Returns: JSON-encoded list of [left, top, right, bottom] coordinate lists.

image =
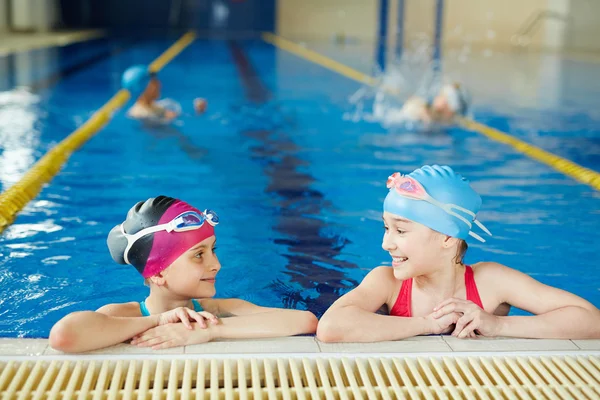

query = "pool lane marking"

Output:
[[0, 31, 197, 233], [148, 32, 196, 73], [261, 32, 600, 191]]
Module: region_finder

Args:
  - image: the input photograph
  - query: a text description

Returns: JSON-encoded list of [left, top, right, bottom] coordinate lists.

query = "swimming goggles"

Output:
[[387, 173, 491, 242], [121, 210, 219, 265]]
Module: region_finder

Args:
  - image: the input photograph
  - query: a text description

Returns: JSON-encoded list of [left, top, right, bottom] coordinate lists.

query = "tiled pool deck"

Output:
[[1, 337, 599, 357]]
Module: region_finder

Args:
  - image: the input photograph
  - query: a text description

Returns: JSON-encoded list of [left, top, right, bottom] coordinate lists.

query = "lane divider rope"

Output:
[[0, 31, 197, 232]]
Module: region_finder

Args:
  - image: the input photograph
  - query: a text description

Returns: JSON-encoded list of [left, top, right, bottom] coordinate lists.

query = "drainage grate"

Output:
[[1, 355, 599, 399]]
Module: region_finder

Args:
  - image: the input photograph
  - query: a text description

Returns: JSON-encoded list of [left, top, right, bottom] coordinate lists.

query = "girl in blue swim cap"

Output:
[[126, 71, 208, 123], [318, 165, 600, 342], [128, 74, 179, 122]]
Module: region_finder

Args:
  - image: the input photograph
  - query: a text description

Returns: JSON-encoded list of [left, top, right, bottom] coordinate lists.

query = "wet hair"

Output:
[[453, 239, 468, 265]]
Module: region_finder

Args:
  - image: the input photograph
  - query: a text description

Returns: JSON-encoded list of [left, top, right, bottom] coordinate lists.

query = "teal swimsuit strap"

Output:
[[139, 300, 151, 317], [139, 299, 203, 317], [192, 299, 203, 312]]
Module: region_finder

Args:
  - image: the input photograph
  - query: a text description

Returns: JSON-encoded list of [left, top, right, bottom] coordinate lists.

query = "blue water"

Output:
[[0, 38, 599, 338]]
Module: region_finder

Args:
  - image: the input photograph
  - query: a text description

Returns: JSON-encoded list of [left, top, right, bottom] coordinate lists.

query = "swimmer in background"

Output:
[[376, 82, 470, 129], [122, 65, 207, 123], [128, 73, 208, 121]]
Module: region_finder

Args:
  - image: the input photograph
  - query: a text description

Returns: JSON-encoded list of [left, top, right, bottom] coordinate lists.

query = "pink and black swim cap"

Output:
[[107, 196, 216, 278]]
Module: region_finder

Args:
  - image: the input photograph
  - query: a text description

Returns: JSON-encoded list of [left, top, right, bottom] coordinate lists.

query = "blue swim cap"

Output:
[[383, 165, 491, 242], [121, 65, 151, 98]]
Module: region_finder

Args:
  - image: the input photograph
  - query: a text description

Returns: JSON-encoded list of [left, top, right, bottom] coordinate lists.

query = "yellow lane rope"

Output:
[[261, 32, 600, 191], [262, 32, 376, 86], [148, 32, 196, 73], [459, 118, 600, 189], [0, 31, 197, 232]]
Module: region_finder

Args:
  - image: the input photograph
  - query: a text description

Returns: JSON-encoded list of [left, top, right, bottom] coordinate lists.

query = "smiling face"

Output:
[[381, 211, 459, 280], [158, 235, 221, 299]]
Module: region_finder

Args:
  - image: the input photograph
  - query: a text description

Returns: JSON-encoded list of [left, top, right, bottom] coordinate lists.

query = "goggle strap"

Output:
[[449, 203, 476, 218], [420, 195, 493, 240], [446, 209, 473, 230], [393, 179, 492, 242], [469, 231, 486, 243], [120, 224, 133, 266], [473, 218, 492, 236], [122, 223, 170, 265], [449, 204, 493, 237]]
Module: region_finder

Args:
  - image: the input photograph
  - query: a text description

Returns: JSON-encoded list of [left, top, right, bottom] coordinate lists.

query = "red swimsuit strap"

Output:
[[390, 266, 484, 317], [389, 278, 413, 317], [464, 265, 484, 309]]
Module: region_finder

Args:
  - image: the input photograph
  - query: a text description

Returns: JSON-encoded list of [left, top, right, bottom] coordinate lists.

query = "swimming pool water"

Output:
[[0, 38, 598, 337]]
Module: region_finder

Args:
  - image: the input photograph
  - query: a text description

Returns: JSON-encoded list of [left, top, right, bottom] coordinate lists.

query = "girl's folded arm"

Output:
[[483, 263, 600, 339], [201, 298, 283, 316], [200, 298, 318, 336], [317, 267, 431, 343], [49, 302, 158, 353]]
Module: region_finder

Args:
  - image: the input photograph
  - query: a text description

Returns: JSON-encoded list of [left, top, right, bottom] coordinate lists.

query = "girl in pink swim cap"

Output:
[[50, 196, 317, 353]]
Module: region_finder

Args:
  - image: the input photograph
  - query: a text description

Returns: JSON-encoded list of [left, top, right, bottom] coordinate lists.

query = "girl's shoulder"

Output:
[[96, 301, 142, 317], [367, 266, 398, 282], [198, 298, 274, 317], [364, 266, 403, 297], [469, 262, 516, 309], [471, 261, 512, 274], [470, 262, 518, 288]]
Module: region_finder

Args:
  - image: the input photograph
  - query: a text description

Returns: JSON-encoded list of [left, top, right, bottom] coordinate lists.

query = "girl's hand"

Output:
[[164, 110, 179, 120], [433, 298, 501, 338], [194, 98, 207, 114], [156, 307, 218, 330], [131, 323, 212, 350], [425, 310, 461, 335]]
